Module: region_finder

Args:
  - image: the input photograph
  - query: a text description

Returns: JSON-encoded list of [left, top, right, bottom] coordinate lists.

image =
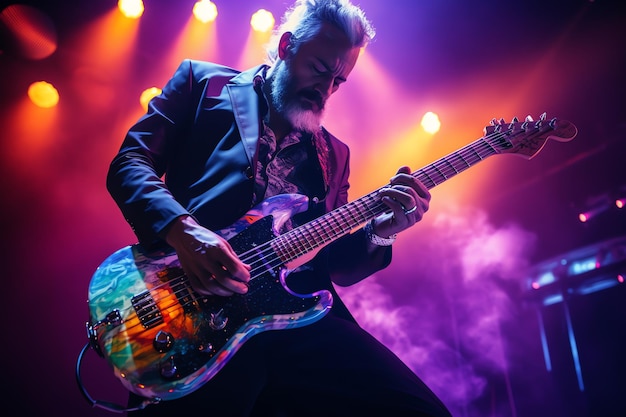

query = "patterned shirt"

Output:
[[252, 71, 330, 208]]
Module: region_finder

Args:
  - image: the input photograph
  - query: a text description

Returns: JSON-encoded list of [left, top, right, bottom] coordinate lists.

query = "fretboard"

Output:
[[271, 130, 512, 263]]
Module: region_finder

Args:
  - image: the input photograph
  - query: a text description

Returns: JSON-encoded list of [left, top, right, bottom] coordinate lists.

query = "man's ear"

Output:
[[278, 32, 293, 60]]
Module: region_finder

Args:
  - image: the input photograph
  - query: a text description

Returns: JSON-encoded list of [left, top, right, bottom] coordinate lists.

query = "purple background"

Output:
[[1, 1, 625, 416]]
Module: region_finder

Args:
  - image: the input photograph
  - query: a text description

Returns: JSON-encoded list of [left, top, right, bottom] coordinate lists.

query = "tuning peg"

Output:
[[499, 118, 505, 125], [540, 112, 547, 121], [511, 116, 519, 123], [525, 115, 534, 122], [490, 118, 498, 126]]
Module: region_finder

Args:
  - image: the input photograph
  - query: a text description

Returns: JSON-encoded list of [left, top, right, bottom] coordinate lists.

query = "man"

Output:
[[107, 0, 451, 415]]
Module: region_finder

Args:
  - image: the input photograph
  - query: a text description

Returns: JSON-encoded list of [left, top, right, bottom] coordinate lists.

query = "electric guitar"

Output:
[[85, 114, 577, 401]]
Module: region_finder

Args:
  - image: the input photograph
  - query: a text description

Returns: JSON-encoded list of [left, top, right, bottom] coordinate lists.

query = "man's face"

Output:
[[271, 23, 361, 133]]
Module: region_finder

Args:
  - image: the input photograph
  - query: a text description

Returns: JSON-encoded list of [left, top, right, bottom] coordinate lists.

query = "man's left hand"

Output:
[[371, 166, 430, 238]]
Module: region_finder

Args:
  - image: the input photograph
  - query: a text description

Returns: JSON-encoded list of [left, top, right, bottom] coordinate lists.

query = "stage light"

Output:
[[577, 204, 609, 223], [140, 87, 162, 111], [420, 111, 441, 134], [616, 198, 625, 209], [0, 4, 57, 59], [193, 0, 218, 23], [28, 81, 59, 108], [118, 0, 144, 19], [250, 9, 275, 33]]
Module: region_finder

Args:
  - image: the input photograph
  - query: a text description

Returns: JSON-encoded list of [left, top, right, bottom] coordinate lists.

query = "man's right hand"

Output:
[[164, 215, 251, 296]]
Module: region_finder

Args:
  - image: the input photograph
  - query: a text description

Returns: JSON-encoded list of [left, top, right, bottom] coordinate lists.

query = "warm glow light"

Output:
[[140, 87, 162, 111], [578, 212, 589, 223], [250, 9, 275, 33], [420, 111, 441, 134], [618, 274, 624, 283], [616, 198, 625, 209], [118, 0, 144, 19], [531, 282, 540, 289], [27, 81, 59, 108], [193, 0, 218, 23]]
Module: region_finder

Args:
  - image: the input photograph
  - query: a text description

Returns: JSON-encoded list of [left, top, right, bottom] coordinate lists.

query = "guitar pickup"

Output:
[[157, 266, 200, 314], [132, 291, 163, 329]]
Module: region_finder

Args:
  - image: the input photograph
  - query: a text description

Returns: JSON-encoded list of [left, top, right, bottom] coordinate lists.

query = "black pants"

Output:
[[128, 314, 452, 417]]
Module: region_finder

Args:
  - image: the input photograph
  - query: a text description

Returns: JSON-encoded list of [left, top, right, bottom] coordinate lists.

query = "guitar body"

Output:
[[87, 194, 333, 400]]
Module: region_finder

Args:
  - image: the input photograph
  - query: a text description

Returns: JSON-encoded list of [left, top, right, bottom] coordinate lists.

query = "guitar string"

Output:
[[154, 120, 561, 316], [131, 122, 554, 333], [129, 124, 542, 323], [128, 197, 389, 328], [130, 127, 514, 323], [235, 126, 520, 269]]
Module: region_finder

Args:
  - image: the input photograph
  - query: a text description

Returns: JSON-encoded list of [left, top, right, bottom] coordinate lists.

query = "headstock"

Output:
[[484, 113, 577, 159]]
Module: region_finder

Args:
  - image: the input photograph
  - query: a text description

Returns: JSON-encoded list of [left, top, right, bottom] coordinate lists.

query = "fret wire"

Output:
[[434, 161, 455, 180], [431, 162, 448, 181]]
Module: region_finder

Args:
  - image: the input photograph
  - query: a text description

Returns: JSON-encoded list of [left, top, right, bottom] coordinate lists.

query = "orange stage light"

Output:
[[140, 87, 162, 111], [0, 4, 57, 59], [28, 81, 59, 108], [118, 0, 144, 19]]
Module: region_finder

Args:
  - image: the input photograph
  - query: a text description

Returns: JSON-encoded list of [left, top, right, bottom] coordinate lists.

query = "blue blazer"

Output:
[[107, 59, 391, 304]]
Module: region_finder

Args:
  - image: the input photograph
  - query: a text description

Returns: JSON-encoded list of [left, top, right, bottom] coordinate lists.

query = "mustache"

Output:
[[300, 89, 324, 109]]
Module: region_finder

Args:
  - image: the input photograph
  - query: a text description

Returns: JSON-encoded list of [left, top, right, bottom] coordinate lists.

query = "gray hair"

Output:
[[266, 0, 376, 64]]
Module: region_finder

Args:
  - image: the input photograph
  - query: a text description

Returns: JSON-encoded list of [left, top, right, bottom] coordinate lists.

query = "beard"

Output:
[[270, 60, 325, 133]]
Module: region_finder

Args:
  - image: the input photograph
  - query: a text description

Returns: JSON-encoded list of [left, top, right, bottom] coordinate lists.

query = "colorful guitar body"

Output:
[[85, 114, 577, 401], [87, 194, 332, 400]]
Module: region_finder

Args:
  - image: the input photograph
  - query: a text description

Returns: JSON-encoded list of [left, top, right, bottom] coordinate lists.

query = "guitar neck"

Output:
[[272, 132, 507, 263], [414, 131, 507, 189]]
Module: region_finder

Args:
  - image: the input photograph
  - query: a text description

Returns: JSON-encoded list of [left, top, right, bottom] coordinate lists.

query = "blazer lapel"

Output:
[[227, 65, 267, 167]]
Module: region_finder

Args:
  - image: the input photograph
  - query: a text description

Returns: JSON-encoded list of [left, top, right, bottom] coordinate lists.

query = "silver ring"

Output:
[[404, 206, 417, 215]]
